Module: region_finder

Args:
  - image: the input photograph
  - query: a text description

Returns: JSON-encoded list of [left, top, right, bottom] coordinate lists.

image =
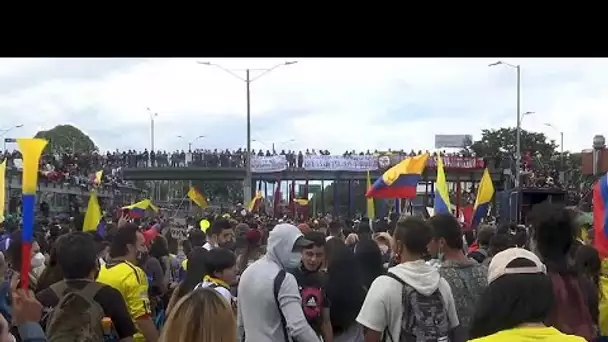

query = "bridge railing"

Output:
[[132, 154, 487, 173]]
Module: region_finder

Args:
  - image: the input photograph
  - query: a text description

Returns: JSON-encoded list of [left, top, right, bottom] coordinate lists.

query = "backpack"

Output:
[[46, 281, 106, 342], [384, 273, 450, 342], [273, 270, 290, 342], [467, 249, 488, 264], [299, 285, 323, 323]]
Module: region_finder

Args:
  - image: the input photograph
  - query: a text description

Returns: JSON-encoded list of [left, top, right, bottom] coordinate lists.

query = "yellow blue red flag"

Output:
[[471, 168, 495, 228], [366, 153, 429, 199], [122, 199, 159, 218], [433, 156, 452, 215]]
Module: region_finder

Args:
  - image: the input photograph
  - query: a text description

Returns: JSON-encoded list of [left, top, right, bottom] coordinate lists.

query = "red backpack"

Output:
[[300, 286, 323, 323]]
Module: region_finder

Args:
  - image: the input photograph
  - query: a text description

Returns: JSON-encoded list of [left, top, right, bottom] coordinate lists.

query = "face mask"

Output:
[[285, 252, 302, 270], [31, 252, 45, 268]]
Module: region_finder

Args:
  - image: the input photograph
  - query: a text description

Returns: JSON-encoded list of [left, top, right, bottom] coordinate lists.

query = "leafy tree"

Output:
[[465, 127, 557, 167], [34, 124, 97, 154], [464, 127, 590, 190]]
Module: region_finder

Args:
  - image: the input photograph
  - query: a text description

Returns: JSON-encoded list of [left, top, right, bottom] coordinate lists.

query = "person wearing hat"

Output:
[[238, 224, 320, 342], [469, 248, 586, 342]]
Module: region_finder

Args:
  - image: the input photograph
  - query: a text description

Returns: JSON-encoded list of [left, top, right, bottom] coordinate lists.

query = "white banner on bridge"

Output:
[[303, 155, 378, 171], [251, 155, 287, 173]]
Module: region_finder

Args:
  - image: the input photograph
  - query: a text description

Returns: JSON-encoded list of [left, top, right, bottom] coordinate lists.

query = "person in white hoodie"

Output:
[[237, 223, 321, 342], [356, 217, 460, 342]]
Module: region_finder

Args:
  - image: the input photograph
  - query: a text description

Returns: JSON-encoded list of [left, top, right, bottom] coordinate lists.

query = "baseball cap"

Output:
[[293, 235, 314, 249], [488, 247, 546, 284]]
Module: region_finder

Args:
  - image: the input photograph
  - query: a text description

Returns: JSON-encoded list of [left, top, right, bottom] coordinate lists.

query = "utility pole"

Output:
[[245, 69, 252, 204], [197, 60, 297, 206]]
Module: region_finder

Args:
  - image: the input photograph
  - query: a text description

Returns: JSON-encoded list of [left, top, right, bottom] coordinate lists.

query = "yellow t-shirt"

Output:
[[97, 260, 151, 342], [599, 261, 608, 336], [469, 326, 586, 342], [182, 258, 188, 271]]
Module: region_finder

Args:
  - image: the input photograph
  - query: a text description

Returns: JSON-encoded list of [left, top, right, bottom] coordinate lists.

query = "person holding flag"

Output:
[[471, 168, 495, 230]]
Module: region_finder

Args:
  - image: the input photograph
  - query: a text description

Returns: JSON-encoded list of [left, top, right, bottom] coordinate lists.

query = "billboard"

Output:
[[434, 134, 473, 149]]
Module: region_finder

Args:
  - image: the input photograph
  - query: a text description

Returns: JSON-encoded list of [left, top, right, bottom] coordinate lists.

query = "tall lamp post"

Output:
[[253, 138, 296, 153], [0, 124, 24, 151], [177, 135, 205, 151], [146, 108, 159, 167], [197, 60, 298, 204], [544, 123, 564, 170], [489, 61, 526, 223]]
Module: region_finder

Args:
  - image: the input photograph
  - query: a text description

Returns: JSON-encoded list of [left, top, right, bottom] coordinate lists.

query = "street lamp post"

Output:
[[489, 61, 525, 223], [197, 60, 298, 204], [177, 135, 205, 151], [544, 123, 564, 170], [147, 108, 159, 167], [0, 124, 24, 151], [253, 138, 296, 153]]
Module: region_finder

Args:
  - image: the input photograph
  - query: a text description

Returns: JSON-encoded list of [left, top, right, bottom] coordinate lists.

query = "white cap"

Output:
[[488, 248, 546, 284]]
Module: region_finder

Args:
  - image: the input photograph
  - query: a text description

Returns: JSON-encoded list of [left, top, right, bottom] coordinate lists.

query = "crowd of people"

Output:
[[0, 201, 602, 342], [1, 148, 481, 170], [1, 150, 131, 190]]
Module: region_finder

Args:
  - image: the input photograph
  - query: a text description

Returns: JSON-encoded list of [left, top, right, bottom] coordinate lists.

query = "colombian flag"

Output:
[[366, 153, 429, 199], [594, 172, 608, 258], [433, 156, 452, 215], [471, 168, 495, 229], [122, 199, 158, 218]]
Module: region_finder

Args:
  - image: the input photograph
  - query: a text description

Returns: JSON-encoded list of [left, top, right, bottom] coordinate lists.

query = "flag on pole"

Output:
[[433, 156, 452, 215], [366, 154, 429, 199], [83, 191, 103, 233], [471, 168, 495, 229], [187, 187, 209, 209], [366, 170, 375, 220]]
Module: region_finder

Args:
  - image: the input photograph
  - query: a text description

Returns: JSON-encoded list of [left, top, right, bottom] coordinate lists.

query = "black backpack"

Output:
[[383, 273, 450, 342]]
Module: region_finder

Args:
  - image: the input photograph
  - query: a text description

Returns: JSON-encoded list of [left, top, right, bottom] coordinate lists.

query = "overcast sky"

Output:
[[0, 58, 604, 154]]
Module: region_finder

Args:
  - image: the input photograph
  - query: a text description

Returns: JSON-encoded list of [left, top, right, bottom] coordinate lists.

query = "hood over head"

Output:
[[389, 260, 441, 296], [266, 223, 303, 269]]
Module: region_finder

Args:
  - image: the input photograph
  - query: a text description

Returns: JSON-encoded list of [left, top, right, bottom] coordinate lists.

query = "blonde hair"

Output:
[[160, 288, 236, 342]]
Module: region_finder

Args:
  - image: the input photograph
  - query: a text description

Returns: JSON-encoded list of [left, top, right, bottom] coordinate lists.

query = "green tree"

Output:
[[466, 127, 557, 166], [464, 127, 588, 189], [34, 124, 97, 154]]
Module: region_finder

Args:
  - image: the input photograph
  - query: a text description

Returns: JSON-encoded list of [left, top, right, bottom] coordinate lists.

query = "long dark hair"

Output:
[[354, 238, 384, 289], [169, 247, 208, 313], [36, 235, 66, 292], [469, 258, 553, 339], [325, 238, 367, 334]]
